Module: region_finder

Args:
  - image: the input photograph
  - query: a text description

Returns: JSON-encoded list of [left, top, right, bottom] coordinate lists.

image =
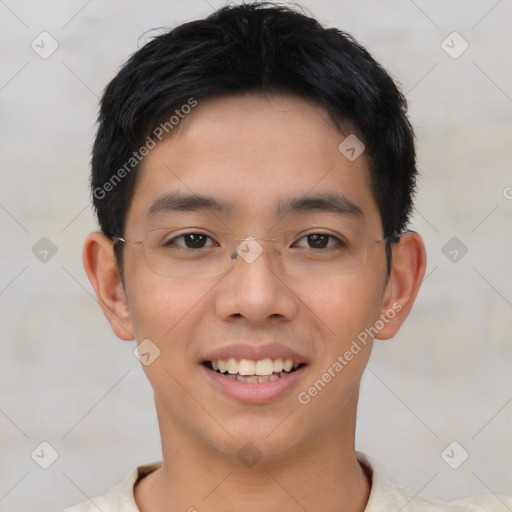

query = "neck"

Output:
[[135, 396, 371, 512]]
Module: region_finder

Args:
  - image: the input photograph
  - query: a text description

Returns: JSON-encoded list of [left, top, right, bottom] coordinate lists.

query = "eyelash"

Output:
[[163, 232, 346, 250]]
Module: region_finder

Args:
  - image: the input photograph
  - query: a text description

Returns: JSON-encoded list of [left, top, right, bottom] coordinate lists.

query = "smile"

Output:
[[203, 357, 306, 383]]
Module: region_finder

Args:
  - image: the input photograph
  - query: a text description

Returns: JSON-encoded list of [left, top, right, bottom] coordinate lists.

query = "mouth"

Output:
[[202, 357, 307, 383]]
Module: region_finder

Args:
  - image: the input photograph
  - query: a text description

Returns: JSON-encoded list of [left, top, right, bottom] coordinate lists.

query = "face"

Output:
[[111, 94, 399, 462]]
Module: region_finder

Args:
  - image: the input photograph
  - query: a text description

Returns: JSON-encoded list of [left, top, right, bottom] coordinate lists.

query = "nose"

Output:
[[214, 238, 299, 325]]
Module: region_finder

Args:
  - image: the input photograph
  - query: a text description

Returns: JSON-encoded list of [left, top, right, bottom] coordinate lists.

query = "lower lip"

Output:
[[200, 364, 308, 404]]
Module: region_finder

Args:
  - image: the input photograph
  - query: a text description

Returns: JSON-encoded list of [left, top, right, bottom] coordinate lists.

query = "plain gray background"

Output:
[[0, 1, 511, 511]]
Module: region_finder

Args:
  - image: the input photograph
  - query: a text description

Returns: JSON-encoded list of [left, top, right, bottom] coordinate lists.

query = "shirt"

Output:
[[62, 451, 512, 511]]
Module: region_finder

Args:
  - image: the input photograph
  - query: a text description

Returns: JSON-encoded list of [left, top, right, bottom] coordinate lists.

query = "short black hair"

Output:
[[91, 2, 416, 270]]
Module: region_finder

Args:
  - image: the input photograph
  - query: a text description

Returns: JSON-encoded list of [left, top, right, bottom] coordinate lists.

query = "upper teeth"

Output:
[[211, 357, 298, 375]]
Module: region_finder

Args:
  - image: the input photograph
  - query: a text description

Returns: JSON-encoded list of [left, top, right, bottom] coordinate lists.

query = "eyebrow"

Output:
[[147, 192, 234, 218], [276, 193, 363, 217], [146, 191, 362, 218]]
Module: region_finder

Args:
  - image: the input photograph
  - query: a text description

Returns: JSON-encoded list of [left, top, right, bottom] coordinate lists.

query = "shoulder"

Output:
[[357, 451, 512, 512], [387, 480, 512, 511], [61, 477, 127, 512], [61, 462, 162, 512]]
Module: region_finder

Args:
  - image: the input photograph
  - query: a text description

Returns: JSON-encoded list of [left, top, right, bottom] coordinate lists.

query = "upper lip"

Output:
[[201, 343, 309, 364]]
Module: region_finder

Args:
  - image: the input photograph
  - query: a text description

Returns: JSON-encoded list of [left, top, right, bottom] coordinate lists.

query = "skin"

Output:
[[83, 93, 426, 512]]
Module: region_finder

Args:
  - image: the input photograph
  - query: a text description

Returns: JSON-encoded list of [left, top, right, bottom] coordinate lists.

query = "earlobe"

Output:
[[375, 231, 427, 340], [82, 232, 135, 341]]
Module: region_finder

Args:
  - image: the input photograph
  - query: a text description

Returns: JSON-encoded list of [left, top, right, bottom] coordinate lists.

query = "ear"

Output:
[[375, 231, 426, 340], [82, 231, 135, 341]]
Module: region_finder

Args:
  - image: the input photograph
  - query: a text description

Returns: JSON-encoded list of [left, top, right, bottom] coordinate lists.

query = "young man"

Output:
[[67, 3, 511, 511]]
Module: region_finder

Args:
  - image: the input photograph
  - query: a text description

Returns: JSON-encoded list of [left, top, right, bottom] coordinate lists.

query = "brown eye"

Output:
[[294, 233, 341, 250], [306, 234, 329, 249], [165, 233, 214, 249]]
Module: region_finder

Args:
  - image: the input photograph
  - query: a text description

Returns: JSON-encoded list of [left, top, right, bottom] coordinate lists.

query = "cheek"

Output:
[[294, 277, 383, 428], [125, 273, 211, 399], [303, 274, 384, 348], [123, 262, 211, 352]]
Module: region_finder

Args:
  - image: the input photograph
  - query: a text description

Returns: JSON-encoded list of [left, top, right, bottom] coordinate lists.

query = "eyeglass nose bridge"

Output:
[[230, 236, 281, 264]]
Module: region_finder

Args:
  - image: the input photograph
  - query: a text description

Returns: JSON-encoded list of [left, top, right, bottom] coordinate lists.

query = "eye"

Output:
[[294, 233, 343, 250], [164, 232, 216, 249]]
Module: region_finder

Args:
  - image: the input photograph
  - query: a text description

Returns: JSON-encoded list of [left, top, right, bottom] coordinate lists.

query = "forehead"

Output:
[[125, 94, 380, 232]]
